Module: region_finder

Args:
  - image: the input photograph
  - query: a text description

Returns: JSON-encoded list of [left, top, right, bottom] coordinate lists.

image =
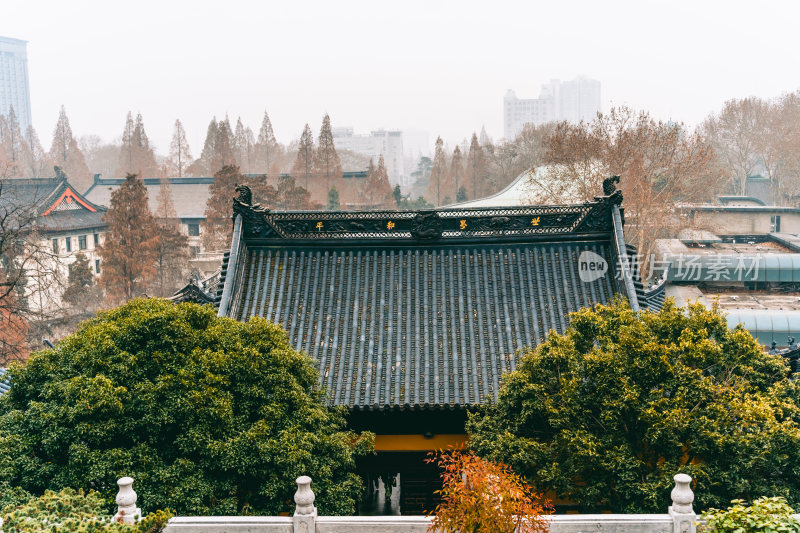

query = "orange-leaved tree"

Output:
[[427, 449, 552, 533]]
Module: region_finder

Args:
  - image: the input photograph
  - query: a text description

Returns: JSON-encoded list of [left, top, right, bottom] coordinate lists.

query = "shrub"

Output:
[[1, 487, 172, 532], [701, 497, 800, 533], [427, 449, 552, 533]]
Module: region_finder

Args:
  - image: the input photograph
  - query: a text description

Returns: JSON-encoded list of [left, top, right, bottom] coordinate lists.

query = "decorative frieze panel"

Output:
[[230, 184, 622, 243]]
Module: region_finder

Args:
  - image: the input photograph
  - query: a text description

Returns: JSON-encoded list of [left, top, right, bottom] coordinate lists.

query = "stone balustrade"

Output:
[[90, 471, 698, 533], [0, 473, 701, 533]]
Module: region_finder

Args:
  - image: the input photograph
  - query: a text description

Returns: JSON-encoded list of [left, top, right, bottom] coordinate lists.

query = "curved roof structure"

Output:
[[215, 182, 659, 411]]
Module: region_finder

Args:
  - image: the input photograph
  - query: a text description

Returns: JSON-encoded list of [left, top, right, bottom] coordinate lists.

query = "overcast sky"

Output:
[[3, 0, 799, 156]]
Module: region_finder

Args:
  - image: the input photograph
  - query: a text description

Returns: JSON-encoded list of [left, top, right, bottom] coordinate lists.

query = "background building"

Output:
[[0, 36, 32, 133], [504, 76, 601, 139], [333, 127, 407, 187]]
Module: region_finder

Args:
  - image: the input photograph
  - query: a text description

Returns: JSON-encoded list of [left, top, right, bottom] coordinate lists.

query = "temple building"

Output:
[[2, 175, 106, 314], [214, 178, 665, 513]]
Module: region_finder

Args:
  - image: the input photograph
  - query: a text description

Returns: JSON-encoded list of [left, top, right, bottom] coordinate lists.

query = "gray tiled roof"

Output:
[[217, 185, 654, 411], [232, 242, 616, 410], [84, 176, 214, 220], [0, 368, 9, 395], [1, 177, 107, 233]]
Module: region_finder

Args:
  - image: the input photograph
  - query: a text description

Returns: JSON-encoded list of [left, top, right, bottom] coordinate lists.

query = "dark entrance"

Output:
[[357, 451, 443, 515]]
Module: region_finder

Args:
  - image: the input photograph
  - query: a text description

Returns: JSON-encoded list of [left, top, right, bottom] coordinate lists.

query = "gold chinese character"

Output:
[[316, 222, 324, 231], [459, 219, 467, 230], [531, 217, 540, 226], [387, 221, 396, 230]]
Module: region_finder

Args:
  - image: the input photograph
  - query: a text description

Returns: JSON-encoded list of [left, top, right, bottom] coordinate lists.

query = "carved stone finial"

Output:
[[113, 477, 141, 524], [603, 175, 620, 196], [669, 473, 696, 533], [670, 473, 694, 513], [294, 476, 317, 533]]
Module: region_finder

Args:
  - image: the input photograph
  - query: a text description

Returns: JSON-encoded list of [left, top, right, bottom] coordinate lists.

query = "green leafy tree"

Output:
[[468, 299, 800, 513], [456, 186, 468, 203], [62, 252, 100, 309], [393, 185, 402, 207], [327, 187, 340, 211], [0, 299, 374, 516]]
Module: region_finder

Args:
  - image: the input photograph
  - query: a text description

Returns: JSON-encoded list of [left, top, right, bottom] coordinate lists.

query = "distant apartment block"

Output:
[[0, 36, 32, 133], [504, 76, 601, 139], [332, 127, 407, 187]]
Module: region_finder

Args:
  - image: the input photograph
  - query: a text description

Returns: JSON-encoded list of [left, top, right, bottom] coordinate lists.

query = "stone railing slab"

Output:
[[163, 516, 293, 532], [315, 515, 432, 533], [551, 514, 672, 533]]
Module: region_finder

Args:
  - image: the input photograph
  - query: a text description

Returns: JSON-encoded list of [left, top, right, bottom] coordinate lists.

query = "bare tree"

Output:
[[0, 168, 65, 364], [544, 106, 722, 274]]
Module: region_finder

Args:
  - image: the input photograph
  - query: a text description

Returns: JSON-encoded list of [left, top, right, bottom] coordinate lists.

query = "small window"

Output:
[[187, 223, 200, 237], [65, 237, 72, 252], [52, 238, 59, 254], [95, 259, 101, 274], [771, 215, 781, 233], [190, 246, 201, 257], [78, 235, 87, 250], [93, 233, 99, 246]]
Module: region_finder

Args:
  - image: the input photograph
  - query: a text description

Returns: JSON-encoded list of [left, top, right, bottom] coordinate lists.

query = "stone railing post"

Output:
[[669, 473, 696, 533], [293, 475, 317, 533], [113, 476, 141, 524]]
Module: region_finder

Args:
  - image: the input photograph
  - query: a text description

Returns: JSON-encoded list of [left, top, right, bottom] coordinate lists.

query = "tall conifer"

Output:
[[212, 117, 235, 172], [256, 111, 281, 174], [233, 117, 255, 173], [118, 112, 157, 177], [444, 146, 464, 203], [118, 112, 135, 174], [48, 106, 90, 186], [98, 174, 160, 304], [467, 133, 486, 200], [372, 155, 394, 208], [426, 137, 447, 205], [153, 178, 189, 297], [169, 119, 192, 178], [0, 107, 28, 176], [202, 164, 242, 251], [291, 124, 315, 190], [314, 114, 342, 194], [199, 117, 218, 174], [24, 125, 47, 177]]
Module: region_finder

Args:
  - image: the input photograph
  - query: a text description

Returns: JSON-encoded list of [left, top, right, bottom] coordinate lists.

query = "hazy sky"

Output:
[[3, 0, 799, 157]]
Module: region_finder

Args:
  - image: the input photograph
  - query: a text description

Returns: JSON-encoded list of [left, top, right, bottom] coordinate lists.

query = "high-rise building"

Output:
[[504, 76, 601, 140], [332, 127, 407, 187], [0, 36, 32, 133]]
